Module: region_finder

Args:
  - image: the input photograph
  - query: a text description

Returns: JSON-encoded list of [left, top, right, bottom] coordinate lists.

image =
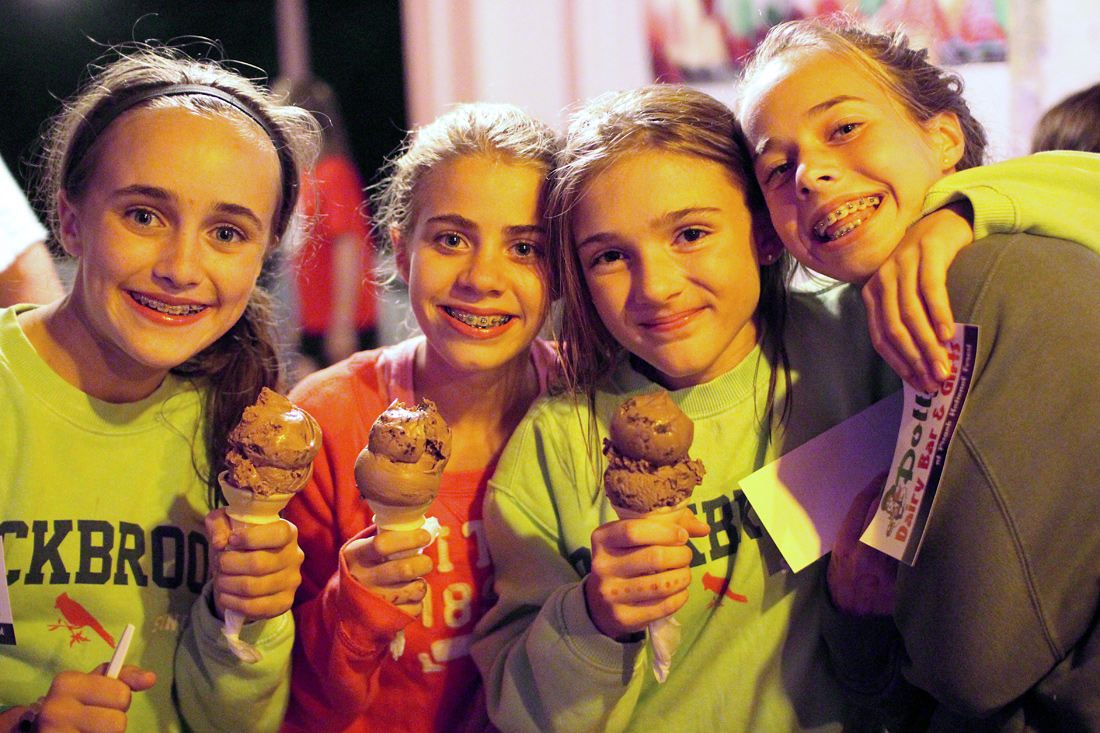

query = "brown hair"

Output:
[[549, 84, 790, 427], [1032, 82, 1100, 154], [740, 18, 988, 171], [37, 44, 321, 505]]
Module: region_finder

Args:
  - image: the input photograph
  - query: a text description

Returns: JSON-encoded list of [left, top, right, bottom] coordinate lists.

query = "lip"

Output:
[[127, 291, 209, 321], [638, 307, 703, 335], [809, 194, 883, 243], [440, 304, 517, 339]]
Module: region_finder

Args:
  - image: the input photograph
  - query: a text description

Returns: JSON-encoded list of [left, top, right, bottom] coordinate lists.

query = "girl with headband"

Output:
[[0, 45, 319, 732]]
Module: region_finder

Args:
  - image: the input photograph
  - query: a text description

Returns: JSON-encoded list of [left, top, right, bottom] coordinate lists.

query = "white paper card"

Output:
[[739, 390, 902, 573], [0, 540, 15, 645]]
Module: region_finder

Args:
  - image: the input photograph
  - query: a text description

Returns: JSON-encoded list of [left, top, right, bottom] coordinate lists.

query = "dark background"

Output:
[[0, 0, 406, 210]]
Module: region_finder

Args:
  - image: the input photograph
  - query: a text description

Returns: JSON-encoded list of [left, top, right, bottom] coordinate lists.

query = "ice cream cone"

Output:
[[369, 500, 434, 532], [611, 500, 691, 523], [217, 472, 299, 665], [220, 473, 300, 526]]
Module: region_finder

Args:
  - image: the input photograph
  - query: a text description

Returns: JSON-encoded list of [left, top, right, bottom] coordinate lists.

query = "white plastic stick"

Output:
[[105, 623, 136, 678]]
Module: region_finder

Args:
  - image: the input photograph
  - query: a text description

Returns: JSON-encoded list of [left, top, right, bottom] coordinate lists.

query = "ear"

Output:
[[754, 221, 785, 267], [926, 111, 966, 172], [56, 192, 83, 258], [391, 227, 411, 284]]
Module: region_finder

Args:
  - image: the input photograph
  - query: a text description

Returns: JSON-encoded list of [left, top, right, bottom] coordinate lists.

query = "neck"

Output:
[[19, 298, 168, 403], [413, 341, 540, 471]]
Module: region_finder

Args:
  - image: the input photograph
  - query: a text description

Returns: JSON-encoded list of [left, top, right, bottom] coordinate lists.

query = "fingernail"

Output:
[[938, 324, 954, 341], [934, 359, 950, 381]]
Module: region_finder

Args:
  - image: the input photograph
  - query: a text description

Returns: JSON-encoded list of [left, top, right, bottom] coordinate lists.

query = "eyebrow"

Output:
[[425, 213, 545, 236], [112, 184, 265, 229], [752, 94, 864, 159]]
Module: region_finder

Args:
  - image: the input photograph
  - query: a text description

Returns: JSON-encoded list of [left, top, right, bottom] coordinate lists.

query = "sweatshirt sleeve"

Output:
[[922, 150, 1100, 249], [471, 400, 647, 733], [173, 585, 294, 733], [286, 528, 418, 725]]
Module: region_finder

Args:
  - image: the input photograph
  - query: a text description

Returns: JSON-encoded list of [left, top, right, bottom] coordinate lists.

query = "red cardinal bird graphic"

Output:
[[702, 573, 748, 607], [49, 593, 115, 648]]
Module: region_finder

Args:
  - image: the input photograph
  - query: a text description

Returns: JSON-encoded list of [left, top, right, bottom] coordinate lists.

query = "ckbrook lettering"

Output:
[[0, 519, 209, 592]]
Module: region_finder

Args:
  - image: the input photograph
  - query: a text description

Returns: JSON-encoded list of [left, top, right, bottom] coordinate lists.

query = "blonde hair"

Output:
[[373, 102, 560, 255]]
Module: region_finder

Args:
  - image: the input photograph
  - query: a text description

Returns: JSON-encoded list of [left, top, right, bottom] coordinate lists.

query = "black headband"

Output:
[[65, 83, 299, 231]]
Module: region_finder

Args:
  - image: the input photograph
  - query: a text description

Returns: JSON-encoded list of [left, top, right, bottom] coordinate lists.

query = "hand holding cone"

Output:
[[218, 388, 322, 663], [354, 399, 451, 658]]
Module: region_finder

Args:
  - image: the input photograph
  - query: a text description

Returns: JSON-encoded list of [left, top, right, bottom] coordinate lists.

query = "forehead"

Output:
[[575, 149, 749, 229], [89, 105, 281, 219], [740, 47, 896, 137], [414, 155, 545, 221]]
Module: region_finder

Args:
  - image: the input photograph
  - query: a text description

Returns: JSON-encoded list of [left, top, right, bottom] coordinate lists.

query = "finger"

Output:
[[677, 511, 710, 537], [863, 285, 920, 389], [115, 666, 157, 693], [865, 269, 932, 390], [593, 584, 692, 635], [918, 248, 958, 365], [605, 544, 696, 581], [372, 528, 433, 559], [350, 553, 433, 587], [228, 519, 298, 551], [597, 518, 689, 551], [219, 540, 303, 578], [50, 669, 131, 710], [204, 508, 232, 551], [370, 578, 428, 607]]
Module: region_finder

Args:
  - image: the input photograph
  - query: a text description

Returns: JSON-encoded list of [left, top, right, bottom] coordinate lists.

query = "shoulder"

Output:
[[949, 233, 1100, 318]]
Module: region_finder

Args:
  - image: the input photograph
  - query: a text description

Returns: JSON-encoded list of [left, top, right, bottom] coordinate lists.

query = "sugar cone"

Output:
[[217, 472, 297, 664]]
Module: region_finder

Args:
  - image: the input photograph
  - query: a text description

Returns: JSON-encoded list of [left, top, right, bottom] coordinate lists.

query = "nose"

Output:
[[152, 229, 202, 289], [630, 246, 682, 306], [794, 150, 839, 199], [456, 243, 502, 295]]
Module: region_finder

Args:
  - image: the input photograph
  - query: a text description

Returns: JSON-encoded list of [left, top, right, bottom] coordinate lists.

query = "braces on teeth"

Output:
[[133, 293, 203, 316], [447, 308, 511, 328], [814, 196, 882, 238]]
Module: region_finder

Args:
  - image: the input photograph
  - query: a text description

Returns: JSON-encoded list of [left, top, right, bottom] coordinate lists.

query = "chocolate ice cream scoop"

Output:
[[603, 392, 704, 514], [224, 387, 323, 496], [354, 399, 452, 508]]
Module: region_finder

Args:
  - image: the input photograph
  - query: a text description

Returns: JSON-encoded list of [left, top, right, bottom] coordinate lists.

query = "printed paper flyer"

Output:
[[861, 324, 979, 565]]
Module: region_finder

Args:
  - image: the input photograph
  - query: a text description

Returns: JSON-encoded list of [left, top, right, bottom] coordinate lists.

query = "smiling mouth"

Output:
[[812, 196, 882, 241], [443, 306, 513, 329], [131, 292, 206, 316]]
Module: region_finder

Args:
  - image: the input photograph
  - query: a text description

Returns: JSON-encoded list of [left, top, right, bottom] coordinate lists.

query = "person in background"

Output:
[[277, 77, 379, 378], [0, 44, 319, 732], [283, 103, 559, 733], [1032, 81, 1100, 154], [0, 156, 63, 306]]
